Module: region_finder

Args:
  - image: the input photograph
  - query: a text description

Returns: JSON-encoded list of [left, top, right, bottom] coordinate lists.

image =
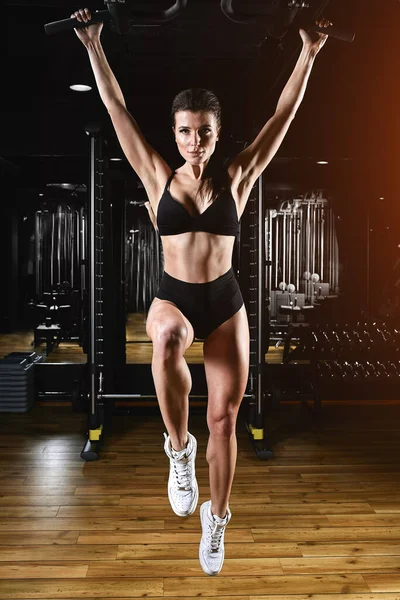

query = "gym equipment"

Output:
[[220, 0, 355, 43], [267, 193, 339, 322], [0, 352, 43, 413], [273, 318, 400, 409], [44, 0, 187, 36], [316, 358, 400, 382], [284, 321, 400, 363], [125, 203, 163, 314], [243, 174, 273, 459], [30, 202, 87, 349], [34, 203, 85, 300]]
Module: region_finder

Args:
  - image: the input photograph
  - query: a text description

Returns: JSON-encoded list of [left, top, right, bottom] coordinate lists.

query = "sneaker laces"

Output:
[[209, 520, 226, 553], [164, 433, 192, 492], [172, 452, 191, 491]]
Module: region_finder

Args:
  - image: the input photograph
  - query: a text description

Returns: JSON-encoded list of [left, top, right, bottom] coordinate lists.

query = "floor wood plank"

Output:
[[86, 557, 283, 577], [0, 578, 163, 598], [0, 532, 78, 546], [0, 496, 120, 506], [116, 542, 302, 559], [163, 574, 370, 595], [0, 546, 117, 561], [253, 527, 400, 542], [362, 573, 400, 592], [0, 518, 165, 531], [279, 556, 400, 574], [0, 562, 89, 578], [299, 541, 400, 557]]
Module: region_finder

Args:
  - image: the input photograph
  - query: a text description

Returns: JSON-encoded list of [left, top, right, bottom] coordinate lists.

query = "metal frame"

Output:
[[245, 174, 273, 459], [81, 125, 106, 461]]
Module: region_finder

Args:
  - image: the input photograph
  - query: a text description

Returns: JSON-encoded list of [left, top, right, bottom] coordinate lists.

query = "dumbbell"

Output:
[[337, 361, 346, 378], [318, 361, 337, 379], [353, 361, 367, 379], [387, 361, 400, 377], [365, 361, 379, 380], [342, 361, 355, 379], [376, 361, 389, 378]]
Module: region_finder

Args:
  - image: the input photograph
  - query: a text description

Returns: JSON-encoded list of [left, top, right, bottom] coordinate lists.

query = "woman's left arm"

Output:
[[229, 20, 331, 206]]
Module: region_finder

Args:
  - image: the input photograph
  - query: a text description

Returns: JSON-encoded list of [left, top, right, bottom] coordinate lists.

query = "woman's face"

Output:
[[173, 111, 220, 166]]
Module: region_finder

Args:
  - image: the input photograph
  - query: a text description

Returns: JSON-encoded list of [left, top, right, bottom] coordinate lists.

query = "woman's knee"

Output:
[[149, 319, 189, 354], [207, 407, 238, 438]]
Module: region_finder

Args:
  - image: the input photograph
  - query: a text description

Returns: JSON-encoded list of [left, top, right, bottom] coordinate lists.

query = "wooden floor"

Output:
[[0, 401, 400, 598], [0, 314, 286, 364]]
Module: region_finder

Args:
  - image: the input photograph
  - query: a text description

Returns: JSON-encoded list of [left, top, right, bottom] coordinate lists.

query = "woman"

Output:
[[71, 8, 331, 575]]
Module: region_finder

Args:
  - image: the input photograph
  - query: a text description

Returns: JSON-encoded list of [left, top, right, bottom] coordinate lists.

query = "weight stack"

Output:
[[0, 352, 43, 412]]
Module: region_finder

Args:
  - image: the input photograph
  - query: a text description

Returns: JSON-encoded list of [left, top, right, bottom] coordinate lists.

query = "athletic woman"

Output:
[[71, 8, 331, 575]]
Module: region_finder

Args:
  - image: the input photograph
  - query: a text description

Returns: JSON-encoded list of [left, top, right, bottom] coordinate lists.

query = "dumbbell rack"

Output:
[[281, 323, 400, 404]]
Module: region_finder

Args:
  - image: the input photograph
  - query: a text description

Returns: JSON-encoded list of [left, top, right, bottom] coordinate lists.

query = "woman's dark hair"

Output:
[[171, 88, 229, 204]]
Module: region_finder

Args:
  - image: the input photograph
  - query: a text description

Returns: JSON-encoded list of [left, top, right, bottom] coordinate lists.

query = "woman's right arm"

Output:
[[72, 8, 170, 204]]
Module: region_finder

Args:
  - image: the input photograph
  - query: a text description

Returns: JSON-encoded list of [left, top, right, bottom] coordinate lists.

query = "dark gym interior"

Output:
[[1, 0, 400, 594]]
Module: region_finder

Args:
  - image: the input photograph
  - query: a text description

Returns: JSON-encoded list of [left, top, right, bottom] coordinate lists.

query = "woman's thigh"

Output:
[[202, 304, 250, 418]]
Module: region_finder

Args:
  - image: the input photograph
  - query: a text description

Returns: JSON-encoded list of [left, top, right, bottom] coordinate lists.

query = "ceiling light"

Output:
[[317, 160, 328, 165], [70, 84, 92, 92], [110, 157, 123, 162]]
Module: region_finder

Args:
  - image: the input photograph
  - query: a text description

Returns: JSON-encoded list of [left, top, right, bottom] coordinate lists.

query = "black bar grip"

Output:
[[152, 0, 187, 22], [307, 22, 355, 43], [44, 0, 187, 35], [220, 0, 355, 43], [44, 10, 111, 35]]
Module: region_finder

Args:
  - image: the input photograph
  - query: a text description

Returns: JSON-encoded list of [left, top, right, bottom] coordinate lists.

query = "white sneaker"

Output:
[[199, 500, 232, 576], [163, 431, 198, 517]]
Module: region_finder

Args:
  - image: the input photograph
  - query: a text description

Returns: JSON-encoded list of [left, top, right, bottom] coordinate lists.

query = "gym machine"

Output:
[[28, 198, 87, 354], [125, 204, 163, 314], [267, 193, 339, 324]]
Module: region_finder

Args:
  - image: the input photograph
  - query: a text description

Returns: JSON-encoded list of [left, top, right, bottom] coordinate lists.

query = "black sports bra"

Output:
[[156, 171, 240, 238]]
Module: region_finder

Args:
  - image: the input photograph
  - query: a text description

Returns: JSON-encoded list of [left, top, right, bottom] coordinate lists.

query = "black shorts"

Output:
[[155, 267, 244, 340]]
